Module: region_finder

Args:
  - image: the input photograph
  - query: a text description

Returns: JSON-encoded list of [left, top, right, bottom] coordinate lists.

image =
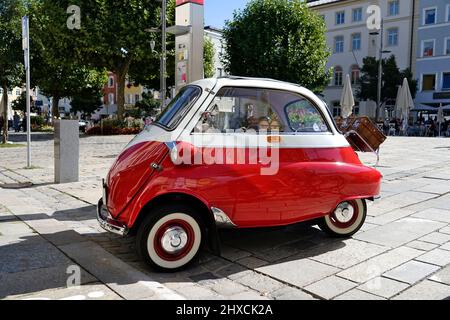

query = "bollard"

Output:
[[54, 120, 79, 183]]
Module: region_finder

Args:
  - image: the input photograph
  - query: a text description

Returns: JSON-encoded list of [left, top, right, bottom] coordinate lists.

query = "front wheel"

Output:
[[136, 204, 204, 271], [318, 199, 367, 238]]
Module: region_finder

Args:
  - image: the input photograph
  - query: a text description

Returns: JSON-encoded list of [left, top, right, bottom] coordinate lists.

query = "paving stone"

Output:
[[269, 286, 316, 300], [0, 239, 72, 273], [5, 283, 122, 300], [337, 247, 423, 283], [406, 240, 439, 252], [415, 248, 450, 266], [220, 245, 252, 262], [169, 284, 223, 300], [307, 239, 388, 269], [226, 291, 270, 300], [236, 256, 269, 269], [334, 289, 386, 300], [0, 221, 36, 236], [419, 232, 450, 245], [412, 208, 450, 223], [354, 218, 445, 248], [358, 277, 409, 299], [369, 209, 415, 225], [441, 242, 450, 251], [440, 226, 450, 235], [429, 265, 450, 285], [236, 272, 284, 294], [304, 276, 357, 300], [257, 259, 340, 288], [0, 265, 97, 298], [204, 278, 249, 296], [393, 280, 450, 300], [384, 260, 440, 285], [58, 241, 183, 300]]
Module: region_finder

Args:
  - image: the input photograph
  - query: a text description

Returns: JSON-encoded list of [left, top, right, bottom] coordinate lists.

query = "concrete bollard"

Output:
[[54, 120, 79, 183]]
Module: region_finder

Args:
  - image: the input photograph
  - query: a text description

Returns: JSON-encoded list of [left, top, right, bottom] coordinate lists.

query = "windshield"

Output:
[[155, 86, 202, 130]]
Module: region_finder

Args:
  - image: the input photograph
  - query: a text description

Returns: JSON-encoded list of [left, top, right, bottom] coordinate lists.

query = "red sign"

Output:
[[176, 0, 204, 6]]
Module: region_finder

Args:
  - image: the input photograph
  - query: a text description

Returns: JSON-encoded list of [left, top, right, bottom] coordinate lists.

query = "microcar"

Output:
[[97, 77, 382, 271]]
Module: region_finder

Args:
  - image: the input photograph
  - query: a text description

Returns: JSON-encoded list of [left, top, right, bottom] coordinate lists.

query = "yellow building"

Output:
[[124, 80, 144, 111]]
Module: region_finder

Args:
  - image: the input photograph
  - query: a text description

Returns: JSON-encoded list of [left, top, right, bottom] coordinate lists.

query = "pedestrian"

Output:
[[22, 112, 27, 132], [13, 112, 20, 132]]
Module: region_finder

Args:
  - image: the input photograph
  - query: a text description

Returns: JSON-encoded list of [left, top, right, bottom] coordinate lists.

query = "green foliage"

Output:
[[358, 55, 418, 102], [135, 92, 160, 116], [222, 0, 331, 91], [203, 37, 215, 78], [0, 0, 26, 143]]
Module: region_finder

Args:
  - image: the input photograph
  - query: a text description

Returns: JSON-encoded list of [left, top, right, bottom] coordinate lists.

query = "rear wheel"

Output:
[[136, 204, 204, 271], [318, 199, 367, 238]]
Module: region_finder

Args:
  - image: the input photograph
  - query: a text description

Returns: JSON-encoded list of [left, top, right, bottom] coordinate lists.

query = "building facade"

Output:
[[308, 0, 418, 118], [204, 26, 226, 78], [414, 0, 450, 109]]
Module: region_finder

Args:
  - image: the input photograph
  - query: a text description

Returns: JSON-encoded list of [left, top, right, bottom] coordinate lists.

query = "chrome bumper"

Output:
[[97, 199, 128, 236]]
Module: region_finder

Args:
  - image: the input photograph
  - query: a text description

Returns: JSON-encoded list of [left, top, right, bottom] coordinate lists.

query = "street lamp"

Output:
[[370, 19, 391, 121], [145, 0, 167, 109]]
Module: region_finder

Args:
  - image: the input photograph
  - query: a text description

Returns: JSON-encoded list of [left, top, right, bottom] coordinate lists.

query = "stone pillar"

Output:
[[54, 120, 79, 183], [175, 0, 204, 92]]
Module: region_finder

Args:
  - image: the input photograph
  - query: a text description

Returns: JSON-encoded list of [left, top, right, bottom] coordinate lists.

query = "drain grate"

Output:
[[0, 182, 34, 189]]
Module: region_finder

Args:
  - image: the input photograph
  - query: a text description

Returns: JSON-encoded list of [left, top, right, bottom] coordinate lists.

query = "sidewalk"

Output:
[[1, 135, 450, 300]]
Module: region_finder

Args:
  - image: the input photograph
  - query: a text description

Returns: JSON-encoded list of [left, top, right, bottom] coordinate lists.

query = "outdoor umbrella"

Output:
[[394, 85, 402, 119], [437, 104, 444, 137], [397, 78, 415, 133], [340, 74, 355, 119]]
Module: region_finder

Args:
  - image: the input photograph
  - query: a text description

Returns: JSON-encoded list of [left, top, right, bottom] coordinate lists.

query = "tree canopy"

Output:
[[358, 55, 418, 103], [222, 0, 331, 92]]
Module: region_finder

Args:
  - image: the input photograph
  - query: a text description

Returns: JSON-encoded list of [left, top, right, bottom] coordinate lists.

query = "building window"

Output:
[[388, 1, 400, 16], [351, 65, 360, 85], [422, 40, 435, 57], [447, 5, 450, 22], [15, 89, 20, 95], [334, 66, 343, 86], [0, 89, 3, 94], [218, 68, 223, 77], [387, 28, 398, 46], [108, 76, 114, 88], [445, 38, 450, 55], [135, 94, 140, 103], [352, 33, 361, 51], [332, 101, 341, 117], [334, 36, 344, 53], [422, 74, 436, 91], [443, 73, 450, 90], [352, 8, 362, 22], [336, 11, 345, 25], [424, 8, 437, 25]]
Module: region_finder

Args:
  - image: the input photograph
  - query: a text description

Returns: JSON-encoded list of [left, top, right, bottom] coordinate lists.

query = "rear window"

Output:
[[155, 86, 202, 130]]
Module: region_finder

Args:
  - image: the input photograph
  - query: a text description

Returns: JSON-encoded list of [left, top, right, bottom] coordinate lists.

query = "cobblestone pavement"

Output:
[[1, 133, 450, 300]]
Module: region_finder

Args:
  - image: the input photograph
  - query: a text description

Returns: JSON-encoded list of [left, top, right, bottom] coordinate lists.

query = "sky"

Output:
[[204, 0, 250, 29]]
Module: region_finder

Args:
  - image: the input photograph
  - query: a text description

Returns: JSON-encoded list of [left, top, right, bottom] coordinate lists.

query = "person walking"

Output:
[[22, 112, 27, 132], [13, 112, 20, 132]]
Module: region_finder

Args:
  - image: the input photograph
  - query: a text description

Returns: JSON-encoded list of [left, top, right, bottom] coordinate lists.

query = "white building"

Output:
[[308, 0, 419, 118], [204, 26, 226, 78]]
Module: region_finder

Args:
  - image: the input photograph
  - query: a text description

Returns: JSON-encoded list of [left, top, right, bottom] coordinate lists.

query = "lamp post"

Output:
[[370, 19, 391, 122], [145, 0, 167, 109]]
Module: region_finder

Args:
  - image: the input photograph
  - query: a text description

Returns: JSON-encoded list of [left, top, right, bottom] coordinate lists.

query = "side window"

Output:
[[285, 99, 329, 133], [193, 87, 329, 135], [193, 87, 285, 134]]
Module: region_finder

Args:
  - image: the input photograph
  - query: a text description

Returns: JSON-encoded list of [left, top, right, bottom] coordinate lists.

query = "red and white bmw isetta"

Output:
[[98, 77, 382, 271]]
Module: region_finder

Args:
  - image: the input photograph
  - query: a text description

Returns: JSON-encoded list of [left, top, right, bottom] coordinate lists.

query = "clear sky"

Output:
[[204, 0, 250, 29]]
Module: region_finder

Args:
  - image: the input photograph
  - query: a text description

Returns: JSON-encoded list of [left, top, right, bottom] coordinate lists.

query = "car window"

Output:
[[155, 86, 201, 130], [192, 87, 329, 134], [285, 99, 329, 133]]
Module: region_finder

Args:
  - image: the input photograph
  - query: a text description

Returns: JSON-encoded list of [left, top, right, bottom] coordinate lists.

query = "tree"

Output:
[[0, 0, 25, 143], [203, 37, 215, 78], [358, 55, 418, 104], [29, 0, 107, 118], [11, 92, 33, 112], [135, 92, 160, 116], [222, 0, 331, 92]]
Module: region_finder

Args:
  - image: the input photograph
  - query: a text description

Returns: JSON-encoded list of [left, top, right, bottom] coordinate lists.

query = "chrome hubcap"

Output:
[[334, 202, 355, 223], [160, 226, 188, 254]]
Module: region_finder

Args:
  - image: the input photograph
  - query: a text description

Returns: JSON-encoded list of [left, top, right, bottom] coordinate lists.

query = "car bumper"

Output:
[[97, 198, 128, 236]]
